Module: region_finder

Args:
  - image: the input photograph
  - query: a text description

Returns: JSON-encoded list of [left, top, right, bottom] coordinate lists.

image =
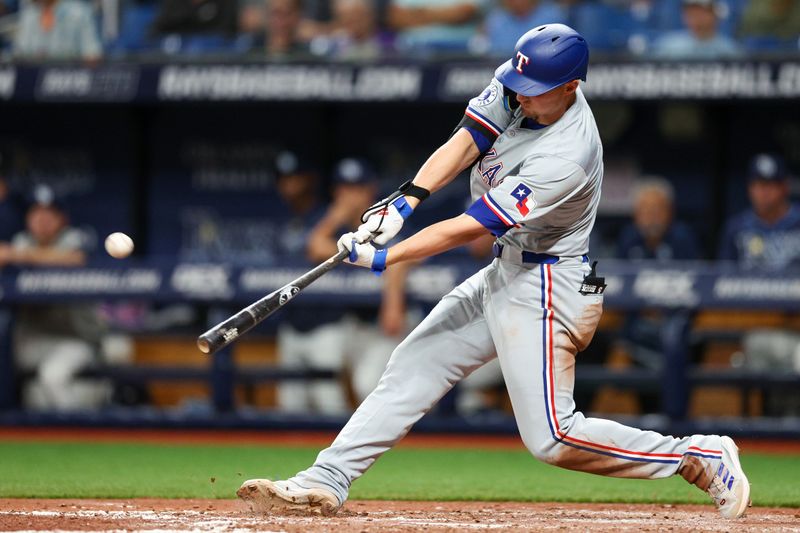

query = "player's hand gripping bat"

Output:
[[196, 185, 408, 355]]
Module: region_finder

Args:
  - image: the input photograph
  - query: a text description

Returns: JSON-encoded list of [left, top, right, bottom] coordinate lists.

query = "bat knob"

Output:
[[197, 337, 211, 354]]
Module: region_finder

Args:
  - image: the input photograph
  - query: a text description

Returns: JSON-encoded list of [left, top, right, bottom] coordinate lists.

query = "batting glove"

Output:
[[337, 232, 387, 274], [354, 196, 413, 246]]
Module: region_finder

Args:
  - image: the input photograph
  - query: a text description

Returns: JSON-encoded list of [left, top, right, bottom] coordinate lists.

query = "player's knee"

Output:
[[519, 430, 560, 464]]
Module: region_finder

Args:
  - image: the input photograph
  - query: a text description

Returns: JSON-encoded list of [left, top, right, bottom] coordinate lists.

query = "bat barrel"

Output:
[[196, 247, 352, 355], [196, 308, 258, 355], [197, 337, 212, 354]]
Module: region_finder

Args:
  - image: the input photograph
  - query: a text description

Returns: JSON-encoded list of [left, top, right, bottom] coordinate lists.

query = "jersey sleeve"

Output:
[[465, 156, 586, 237], [452, 78, 516, 155]]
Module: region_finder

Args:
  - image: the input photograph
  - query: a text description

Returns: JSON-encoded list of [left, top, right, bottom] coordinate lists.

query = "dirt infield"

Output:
[[0, 499, 797, 532]]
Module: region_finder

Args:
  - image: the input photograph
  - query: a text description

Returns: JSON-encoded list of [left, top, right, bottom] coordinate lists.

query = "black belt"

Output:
[[492, 243, 589, 264]]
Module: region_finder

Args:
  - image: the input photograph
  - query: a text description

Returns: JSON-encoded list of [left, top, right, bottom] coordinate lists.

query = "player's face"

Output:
[[335, 0, 374, 39], [515, 81, 579, 125], [268, 0, 301, 35], [634, 190, 672, 241], [748, 179, 788, 217], [27, 205, 65, 246], [277, 172, 315, 203], [683, 6, 717, 38]]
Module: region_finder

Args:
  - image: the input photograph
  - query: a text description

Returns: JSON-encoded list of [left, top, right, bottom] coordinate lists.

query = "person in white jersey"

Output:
[[238, 23, 751, 520]]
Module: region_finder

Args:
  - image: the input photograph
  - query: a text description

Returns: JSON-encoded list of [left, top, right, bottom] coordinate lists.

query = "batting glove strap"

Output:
[[348, 239, 359, 263], [371, 248, 387, 275], [392, 197, 413, 220], [398, 179, 431, 203]]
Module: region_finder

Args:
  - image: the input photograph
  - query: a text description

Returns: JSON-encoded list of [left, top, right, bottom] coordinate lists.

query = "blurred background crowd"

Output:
[[0, 0, 798, 62], [0, 0, 798, 430]]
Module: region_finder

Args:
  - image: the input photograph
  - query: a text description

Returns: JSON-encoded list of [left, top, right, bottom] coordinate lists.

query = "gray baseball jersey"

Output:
[[289, 79, 725, 506], [463, 79, 602, 257]]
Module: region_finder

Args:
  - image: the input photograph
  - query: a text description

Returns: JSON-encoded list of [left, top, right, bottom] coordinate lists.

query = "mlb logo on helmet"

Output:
[[515, 51, 530, 74], [511, 183, 533, 216], [496, 23, 589, 97]]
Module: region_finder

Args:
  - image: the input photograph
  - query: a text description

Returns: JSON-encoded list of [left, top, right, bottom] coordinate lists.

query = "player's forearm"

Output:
[[388, 4, 477, 29], [306, 214, 344, 262], [404, 129, 480, 209], [386, 214, 487, 266], [11, 248, 86, 267]]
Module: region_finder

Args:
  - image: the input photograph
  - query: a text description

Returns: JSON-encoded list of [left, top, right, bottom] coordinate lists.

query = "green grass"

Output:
[[0, 441, 797, 507]]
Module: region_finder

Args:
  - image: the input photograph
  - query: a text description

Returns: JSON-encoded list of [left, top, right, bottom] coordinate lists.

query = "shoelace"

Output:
[[708, 476, 729, 500], [707, 463, 735, 506]]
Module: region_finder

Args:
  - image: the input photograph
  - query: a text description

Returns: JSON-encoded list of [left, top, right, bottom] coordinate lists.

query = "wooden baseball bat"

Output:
[[197, 247, 350, 355]]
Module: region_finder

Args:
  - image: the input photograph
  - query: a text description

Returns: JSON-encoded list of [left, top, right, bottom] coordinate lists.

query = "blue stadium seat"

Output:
[[742, 35, 798, 53], [715, 0, 747, 37], [108, 1, 159, 53], [160, 34, 252, 56], [570, 2, 634, 52], [650, 0, 683, 32]]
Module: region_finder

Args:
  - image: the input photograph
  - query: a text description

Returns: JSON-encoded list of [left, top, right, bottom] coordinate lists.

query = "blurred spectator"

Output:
[[152, 0, 237, 36], [240, 0, 331, 38], [313, 0, 383, 60], [0, 187, 87, 268], [388, 0, 485, 54], [617, 177, 700, 261], [272, 150, 325, 257], [14, 0, 103, 61], [260, 0, 311, 57], [277, 158, 411, 414], [718, 153, 800, 415], [614, 178, 700, 411], [1, 187, 110, 411], [624, 0, 683, 32], [240, 0, 268, 34], [652, 0, 741, 59], [483, 1, 567, 57], [738, 0, 800, 45], [718, 153, 800, 270]]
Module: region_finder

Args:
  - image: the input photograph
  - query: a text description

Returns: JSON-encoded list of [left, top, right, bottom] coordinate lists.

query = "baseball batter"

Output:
[[238, 24, 750, 519]]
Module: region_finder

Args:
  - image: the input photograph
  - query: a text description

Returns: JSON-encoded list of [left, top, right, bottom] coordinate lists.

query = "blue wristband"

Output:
[[348, 239, 359, 263], [371, 248, 387, 275], [392, 197, 414, 220]]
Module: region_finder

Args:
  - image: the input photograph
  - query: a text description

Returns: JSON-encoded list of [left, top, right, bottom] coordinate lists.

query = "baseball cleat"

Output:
[[237, 478, 340, 516], [707, 436, 751, 519]]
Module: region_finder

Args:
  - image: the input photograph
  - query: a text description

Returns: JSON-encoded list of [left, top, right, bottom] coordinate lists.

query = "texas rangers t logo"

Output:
[[511, 183, 533, 216], [516, 52, 530, 74]]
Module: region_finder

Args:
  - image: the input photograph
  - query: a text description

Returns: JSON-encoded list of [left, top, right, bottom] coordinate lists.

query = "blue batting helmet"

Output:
[[495, 24, 589, 97]]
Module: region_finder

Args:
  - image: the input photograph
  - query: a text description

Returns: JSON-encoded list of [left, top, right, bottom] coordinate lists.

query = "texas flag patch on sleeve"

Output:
[[510, 183, 533, 216]]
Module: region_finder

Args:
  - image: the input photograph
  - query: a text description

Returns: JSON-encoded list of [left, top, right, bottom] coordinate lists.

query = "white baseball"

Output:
[[105, 232, 134, 259]]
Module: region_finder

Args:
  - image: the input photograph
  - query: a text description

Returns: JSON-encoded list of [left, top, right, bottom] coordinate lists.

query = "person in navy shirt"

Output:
[[719, 152, 800, 417], [611, 177, 700, 412], [718, 153, 800, 271], [617, 177, 700, 261]]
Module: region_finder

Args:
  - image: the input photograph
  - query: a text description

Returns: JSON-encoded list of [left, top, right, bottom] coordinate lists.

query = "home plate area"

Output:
[[1, 499, 798, 532]]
